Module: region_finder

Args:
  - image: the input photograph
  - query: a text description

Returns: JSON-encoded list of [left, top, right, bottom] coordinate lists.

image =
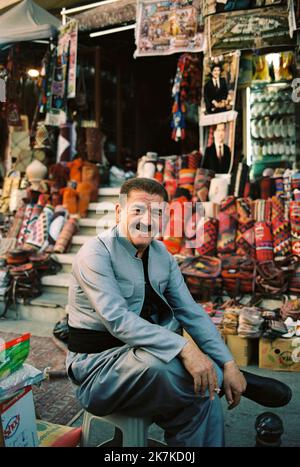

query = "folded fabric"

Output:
[[67, 158, 83, 183], [60, 186, 78, 215], [255, 222, 274, 262], [48, 208, 68, 245], [77, 182, 93, 217], [220, 196, 237, 218], [7, 206, 25, 239], [193, 168, 214, 203], [195, 217, 218, 256], [217, 212, 237, 254], [178, 168, 196, 197], [163, 196, 188, 254], [25, 205, 54, 250], [54, 218, 78, 253]]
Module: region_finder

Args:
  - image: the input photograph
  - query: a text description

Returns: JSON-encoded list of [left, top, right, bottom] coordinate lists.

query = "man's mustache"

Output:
[[131, 223, 153, 233]]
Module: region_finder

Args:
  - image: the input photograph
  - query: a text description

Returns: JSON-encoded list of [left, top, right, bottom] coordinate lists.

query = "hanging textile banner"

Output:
[[58, 19, 78, 98], [134, 0, 205, 57], [45, 20, 78, 126], [207, 6, 293, 54], [199, 50, 240, 127]]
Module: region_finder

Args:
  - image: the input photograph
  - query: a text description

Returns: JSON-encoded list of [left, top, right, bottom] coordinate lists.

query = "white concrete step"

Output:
[[97, 187, 120, 203], [52, 253, 75, 273], [99, 187, 120, 196], [6, 304, 66, 324], [88, 201, 117, 219], [78, 217, 115, 235], [41, 272, 71, 294]]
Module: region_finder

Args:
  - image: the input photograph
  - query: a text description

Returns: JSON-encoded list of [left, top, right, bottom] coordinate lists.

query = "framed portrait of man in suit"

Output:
[[199, 51, 240, 126], [200, 120, 236, 174]]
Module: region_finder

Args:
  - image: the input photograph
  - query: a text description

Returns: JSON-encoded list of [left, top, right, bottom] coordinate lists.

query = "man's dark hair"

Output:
[[120, 177, 169, 203], [211, 63, 222, 72]]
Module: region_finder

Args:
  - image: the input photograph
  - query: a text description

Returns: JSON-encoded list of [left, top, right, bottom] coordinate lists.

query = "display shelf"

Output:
[[249, 79, 296, 179]]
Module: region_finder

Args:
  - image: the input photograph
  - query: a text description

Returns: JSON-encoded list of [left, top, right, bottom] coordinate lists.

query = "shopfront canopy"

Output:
[[0, 0, 61, 46]]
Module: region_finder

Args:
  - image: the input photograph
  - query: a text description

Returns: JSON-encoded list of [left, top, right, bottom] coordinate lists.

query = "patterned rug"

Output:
[[0, 331, 81, 426]]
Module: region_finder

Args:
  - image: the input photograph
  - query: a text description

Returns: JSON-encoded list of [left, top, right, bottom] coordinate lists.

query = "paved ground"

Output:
[[1, 319, 299, 447]]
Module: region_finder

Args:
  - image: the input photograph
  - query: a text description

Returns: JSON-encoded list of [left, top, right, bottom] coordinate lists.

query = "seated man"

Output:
[[66, 178, 246, 447]]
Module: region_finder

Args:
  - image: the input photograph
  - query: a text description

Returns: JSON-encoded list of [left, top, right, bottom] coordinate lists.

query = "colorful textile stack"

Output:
[[17, 205, 34, 245], [178, 168, 196, 197], [23, 204, 44, 243], [53, 217, 78, 253], [236, 198, 255, 257], [220, 196, 237, 219], [163, 157, 178, 201], [217, 212, 237, 254], [7, 206, 25, 239], [255, 221, 274, 262], [163, 195, 188, 255], [271, 196, 291, 258], [187, 151, 202, 169], [252, 199, 272, 222], [193, 168, 214, 203], [171, 54, 202, 142], [221, 255, 256, 295], [195, 217, 218, 256], [289, 201, 300, 256], [25, 205, 54, 251], [274, 175, 284, 197], [221, 308, 240, 335]]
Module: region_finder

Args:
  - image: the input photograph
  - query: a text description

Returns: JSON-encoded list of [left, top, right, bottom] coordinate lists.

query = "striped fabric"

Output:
[[193, 168, 214, 203]]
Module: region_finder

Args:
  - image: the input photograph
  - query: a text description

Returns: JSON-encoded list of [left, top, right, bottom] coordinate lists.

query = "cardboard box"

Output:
[[0, 386, 38, 447], [226, 335, 257, 367], [259, 337, 300, 371], [37, 420, 81, 447]]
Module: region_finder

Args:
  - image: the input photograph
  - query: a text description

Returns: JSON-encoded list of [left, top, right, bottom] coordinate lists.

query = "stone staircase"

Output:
[[6, 187, 120, 324]]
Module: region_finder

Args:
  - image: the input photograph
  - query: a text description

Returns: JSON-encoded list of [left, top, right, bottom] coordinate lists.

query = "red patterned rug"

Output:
[[0, 331, 81, 426]]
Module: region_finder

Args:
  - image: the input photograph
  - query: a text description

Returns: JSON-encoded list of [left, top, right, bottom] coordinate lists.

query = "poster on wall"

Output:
[[199, 51, 240, 126], [134, 0, 205, 57], [200, 120, 236, 174], [207, 6, 293, 53]]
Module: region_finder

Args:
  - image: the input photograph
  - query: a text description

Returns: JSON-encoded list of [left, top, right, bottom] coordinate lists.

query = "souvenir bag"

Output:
[[221, 255, 256, 295], [180, 255, 222, 300], [193, 168, 214, 203]]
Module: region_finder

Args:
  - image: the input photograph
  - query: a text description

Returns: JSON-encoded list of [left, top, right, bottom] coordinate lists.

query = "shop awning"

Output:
[[0, 0, 61, 46], [73, 0, 136, 32]]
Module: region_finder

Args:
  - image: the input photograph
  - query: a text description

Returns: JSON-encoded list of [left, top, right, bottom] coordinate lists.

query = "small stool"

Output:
[[81, 410, 152, 447]]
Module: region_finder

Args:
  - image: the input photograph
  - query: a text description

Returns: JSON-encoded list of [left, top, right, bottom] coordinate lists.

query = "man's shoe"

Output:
[[240, 370, 292, 408]]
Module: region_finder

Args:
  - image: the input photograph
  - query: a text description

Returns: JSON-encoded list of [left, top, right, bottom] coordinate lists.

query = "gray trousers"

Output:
[[66, 345, 225, 447]]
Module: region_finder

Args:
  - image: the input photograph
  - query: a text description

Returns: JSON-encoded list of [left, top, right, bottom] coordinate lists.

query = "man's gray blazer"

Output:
[[68, 225, 233, 367]]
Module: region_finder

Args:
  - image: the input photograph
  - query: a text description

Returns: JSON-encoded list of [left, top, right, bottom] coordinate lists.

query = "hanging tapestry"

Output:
[[58, 20, 78, 98], [134, 0, 205, 57]]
